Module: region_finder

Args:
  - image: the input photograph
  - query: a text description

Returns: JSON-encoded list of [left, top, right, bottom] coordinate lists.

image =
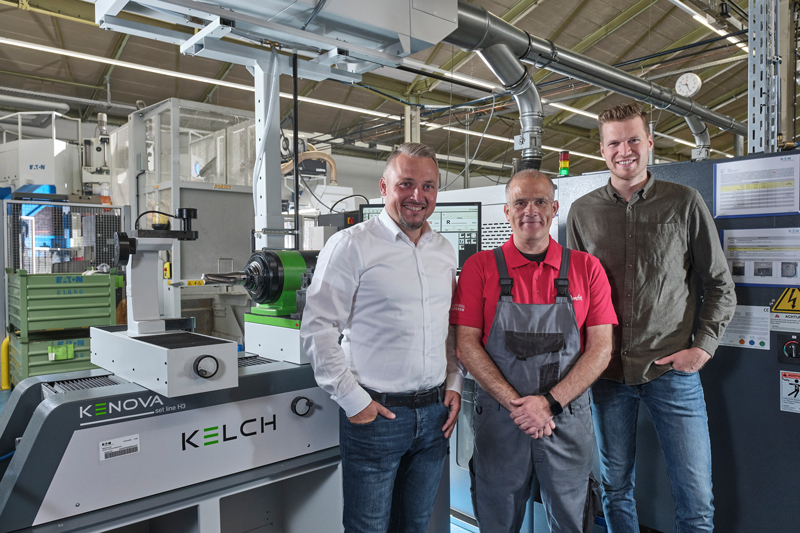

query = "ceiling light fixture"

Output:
[[546, 102, 600, 119]]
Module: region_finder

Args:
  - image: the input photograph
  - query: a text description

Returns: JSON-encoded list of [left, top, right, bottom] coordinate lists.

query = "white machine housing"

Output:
[[245, 321, 308, 365], [91, 329, 238, 396], [0, 138, 78, 194]]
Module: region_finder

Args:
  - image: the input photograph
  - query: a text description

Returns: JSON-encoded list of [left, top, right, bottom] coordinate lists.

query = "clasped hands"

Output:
[[508, 395, 556, 440]]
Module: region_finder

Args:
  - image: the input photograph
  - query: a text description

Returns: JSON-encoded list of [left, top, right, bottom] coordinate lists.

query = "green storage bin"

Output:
[[8, 333, 98, 385], [6, 269, 117, 342]]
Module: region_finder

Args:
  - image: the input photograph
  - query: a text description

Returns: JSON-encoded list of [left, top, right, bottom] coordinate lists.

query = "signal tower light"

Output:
[[559, 151, 570, 176]]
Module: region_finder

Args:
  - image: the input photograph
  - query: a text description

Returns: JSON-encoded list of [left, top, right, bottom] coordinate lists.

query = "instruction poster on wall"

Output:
[[722, 228, 800, 286], [714, 154, 800, 218], [719, 305, 770, 350], [780, 371, 800, 414]]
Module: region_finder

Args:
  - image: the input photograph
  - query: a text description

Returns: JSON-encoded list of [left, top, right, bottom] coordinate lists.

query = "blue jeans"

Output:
[[339, 401, 449, 533], [592, 370, 714, 533]]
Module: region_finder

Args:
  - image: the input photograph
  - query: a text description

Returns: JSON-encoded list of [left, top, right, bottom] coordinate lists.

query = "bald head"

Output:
[[505, 170, 556, 204]]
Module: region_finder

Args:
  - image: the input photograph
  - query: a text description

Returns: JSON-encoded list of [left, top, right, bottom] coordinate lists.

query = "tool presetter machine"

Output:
[[0, 209, 340, 533]]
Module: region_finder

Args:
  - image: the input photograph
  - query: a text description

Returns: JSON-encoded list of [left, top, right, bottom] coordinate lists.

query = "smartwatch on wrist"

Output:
[[543, 391, 563, 416]]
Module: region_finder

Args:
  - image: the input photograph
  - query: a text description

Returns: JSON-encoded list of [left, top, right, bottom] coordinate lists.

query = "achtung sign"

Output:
[[772, 288, 800, 314]]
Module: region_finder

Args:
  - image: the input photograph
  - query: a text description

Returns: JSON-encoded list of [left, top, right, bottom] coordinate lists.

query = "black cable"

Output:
[[338, 80, 424, 107], [301, 0, 328, 31], [298, 174, 333, 211], [292, 51, 300, 251], [134, 210, 174, 230], [420, 92, 512, 119], [395, 65, 495, 93], [537, 29, 748, 89], [134, 170, 145, 219], [328, 194, 370, 213], [452, 114, 471, 128], [726, 1, 749, 20]]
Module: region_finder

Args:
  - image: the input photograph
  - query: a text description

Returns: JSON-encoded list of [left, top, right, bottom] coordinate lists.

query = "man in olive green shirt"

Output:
[[566, 102, 736, 533]]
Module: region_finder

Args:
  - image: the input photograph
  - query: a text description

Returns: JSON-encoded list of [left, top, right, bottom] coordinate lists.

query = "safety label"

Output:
[[772, 288, 800, 313], [99, 434, 140, 461], [771, 312, 800, 332], [780, 371, 800, 414], [719, 305, 770, 350]]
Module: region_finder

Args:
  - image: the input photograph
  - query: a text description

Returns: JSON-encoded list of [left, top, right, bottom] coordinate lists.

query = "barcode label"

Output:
[[104, 445, 138, 459], [99, 434, 140, 461]]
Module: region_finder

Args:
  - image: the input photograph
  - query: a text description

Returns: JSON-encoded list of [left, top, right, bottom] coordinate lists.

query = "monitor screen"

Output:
[[359, 203, 481, 268]]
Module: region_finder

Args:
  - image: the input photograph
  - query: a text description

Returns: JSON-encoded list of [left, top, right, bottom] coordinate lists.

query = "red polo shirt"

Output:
[[451, 237, 618, 350]]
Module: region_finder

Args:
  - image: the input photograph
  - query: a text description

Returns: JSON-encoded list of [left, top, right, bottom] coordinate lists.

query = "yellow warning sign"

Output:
[[772, 288, 800, 313]]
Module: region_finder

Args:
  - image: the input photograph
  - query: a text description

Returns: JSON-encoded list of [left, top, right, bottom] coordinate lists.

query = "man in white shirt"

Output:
[[301, 142, 464, 533]]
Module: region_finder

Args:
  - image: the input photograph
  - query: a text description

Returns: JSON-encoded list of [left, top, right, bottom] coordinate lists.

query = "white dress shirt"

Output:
[[301, 209, 465, 417]]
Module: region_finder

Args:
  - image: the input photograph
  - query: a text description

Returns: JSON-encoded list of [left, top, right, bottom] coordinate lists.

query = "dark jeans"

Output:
[[339, 401, 449, 533], [592, 370, 714, 533]]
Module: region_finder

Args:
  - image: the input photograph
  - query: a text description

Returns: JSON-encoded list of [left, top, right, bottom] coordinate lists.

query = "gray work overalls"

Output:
[[470, 247, 599, 533]]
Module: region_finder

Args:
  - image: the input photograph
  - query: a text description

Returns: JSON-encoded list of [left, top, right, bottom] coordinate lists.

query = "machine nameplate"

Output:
[[99, 434, 140, 461]]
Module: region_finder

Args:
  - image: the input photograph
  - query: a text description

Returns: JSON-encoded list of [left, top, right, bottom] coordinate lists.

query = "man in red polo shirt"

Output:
[[451, 169, 617, 533]]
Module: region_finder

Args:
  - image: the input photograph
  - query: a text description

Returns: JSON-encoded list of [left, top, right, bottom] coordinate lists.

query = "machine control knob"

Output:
[[784, 340, 800, 359], [193, 355, 219, 378], [291, 396, 314, 416]]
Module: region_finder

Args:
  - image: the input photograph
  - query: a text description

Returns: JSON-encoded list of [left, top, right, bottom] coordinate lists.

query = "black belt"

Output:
[[364, 384, 445, 409]]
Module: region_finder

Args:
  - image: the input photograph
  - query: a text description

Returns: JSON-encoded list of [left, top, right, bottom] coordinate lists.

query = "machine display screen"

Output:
[[359, 203, 481, 268]]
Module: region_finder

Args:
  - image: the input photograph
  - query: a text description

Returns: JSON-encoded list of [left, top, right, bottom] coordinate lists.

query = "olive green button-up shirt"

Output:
[[566, 175, 736, 385]]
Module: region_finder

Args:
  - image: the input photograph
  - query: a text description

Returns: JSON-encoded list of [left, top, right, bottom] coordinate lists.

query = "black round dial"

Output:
[[193, 355, 219, 378], [291, 396, 314, 416]]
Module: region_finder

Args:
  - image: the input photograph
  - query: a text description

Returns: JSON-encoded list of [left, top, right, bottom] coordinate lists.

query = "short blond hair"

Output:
[[597, 102, 649, 142]]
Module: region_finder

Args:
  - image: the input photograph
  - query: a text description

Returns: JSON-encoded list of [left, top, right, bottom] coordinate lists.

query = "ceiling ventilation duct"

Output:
[[444, 1, 745, 163], [0, 94, 70, 130]]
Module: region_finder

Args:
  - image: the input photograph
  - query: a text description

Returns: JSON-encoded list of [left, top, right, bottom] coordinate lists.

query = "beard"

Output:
[[398, 214, 425, 231]]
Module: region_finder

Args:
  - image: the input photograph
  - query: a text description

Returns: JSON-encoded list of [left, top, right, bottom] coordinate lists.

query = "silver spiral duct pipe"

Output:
[[478, 43, 543, 169], [0, 86, 137, 112], [684, 115, 711, 161], [0, 94, 70, 130], [445, 2, 746, 139], [0, 93, 70, 115]]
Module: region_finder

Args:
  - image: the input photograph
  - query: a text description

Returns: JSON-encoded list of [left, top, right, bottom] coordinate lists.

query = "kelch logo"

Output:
[[182, 415, 276, 450], [79, 395, 164, 418]]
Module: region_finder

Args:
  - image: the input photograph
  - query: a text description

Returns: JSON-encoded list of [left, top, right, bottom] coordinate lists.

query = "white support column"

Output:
[[404, 106, 421, 142], [253, 57, 286, 250], [168, 100, 182, 317], [128, 110, 146, 228]]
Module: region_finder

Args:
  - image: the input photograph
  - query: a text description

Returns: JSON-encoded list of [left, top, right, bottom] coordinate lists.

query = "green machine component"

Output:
[[203, 250, 318, 364], [204, 250, 318, 325], [6, 269, 118, 342], [8, 333, 97, 384]]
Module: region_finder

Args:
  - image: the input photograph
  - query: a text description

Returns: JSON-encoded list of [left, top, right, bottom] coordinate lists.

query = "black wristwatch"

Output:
[[543, 392, 563, 416]]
